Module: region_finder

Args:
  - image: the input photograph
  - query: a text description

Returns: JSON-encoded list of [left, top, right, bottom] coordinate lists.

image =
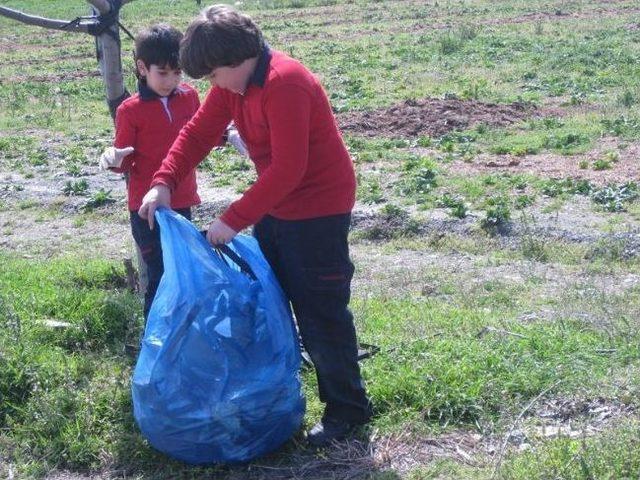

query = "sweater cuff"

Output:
[[220, 205, 252, 233], [150, 176, 176, 192]]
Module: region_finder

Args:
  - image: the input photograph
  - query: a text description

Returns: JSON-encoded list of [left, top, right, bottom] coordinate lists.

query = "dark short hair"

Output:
[[180, 4, 264, 79], [135, 24, 183, 70]]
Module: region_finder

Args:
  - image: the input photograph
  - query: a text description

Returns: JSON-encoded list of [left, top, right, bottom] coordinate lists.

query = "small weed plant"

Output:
[[63, 179, 89, 196], [439, 194, 468, 218], [591, 183, 639, 212], [481, 197, 511, 231], [83, 189, 115, 212]]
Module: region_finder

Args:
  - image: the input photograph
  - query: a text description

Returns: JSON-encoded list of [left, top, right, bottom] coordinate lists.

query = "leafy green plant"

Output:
[[541, 117, 565, 129], [544, 132, 590, 154], [358, 177, 384, 204], [438, 32, 463, 55], [618, 90, 636, 107], [83, 189, 114, 211], [481, 197, 511, 231], [439, 194, 468, 218], [63, 179, 89, 196], [592, 158, 612, 170], [396, 156, 438, 198], [417, 136, 432, 147], [28, 150, 48, 167], [461, 79, 488, 100], [358, 204, 421, 240], [515, 194, 535, 209], [604, 150, 620, 163], [600, 116, 640, 139], [539, 178, 593, 198], [591, 183, 638, 212]]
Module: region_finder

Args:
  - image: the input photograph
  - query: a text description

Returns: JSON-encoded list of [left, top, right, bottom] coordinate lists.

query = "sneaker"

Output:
[[307, 417, 356, 447]]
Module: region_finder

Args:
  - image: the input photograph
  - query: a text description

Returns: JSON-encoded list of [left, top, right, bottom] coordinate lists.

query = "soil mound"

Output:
[[338, 98, 536, 138]]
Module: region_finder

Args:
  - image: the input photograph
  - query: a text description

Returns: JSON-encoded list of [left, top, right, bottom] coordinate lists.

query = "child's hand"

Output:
[[99, 146, 134, 170], [138, 184, 171, 230], [206, 219, 237, 246]]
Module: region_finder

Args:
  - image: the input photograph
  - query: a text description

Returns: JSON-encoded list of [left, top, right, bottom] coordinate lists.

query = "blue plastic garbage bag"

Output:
[[132, 208, 305, 464]]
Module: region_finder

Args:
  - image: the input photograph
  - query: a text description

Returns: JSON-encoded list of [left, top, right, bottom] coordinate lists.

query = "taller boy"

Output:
[[138, 5, 372, 446]]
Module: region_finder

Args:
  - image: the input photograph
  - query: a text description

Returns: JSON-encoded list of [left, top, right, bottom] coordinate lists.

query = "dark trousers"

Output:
[[130, 208, 192, 319], [253, 214, 372, 424]]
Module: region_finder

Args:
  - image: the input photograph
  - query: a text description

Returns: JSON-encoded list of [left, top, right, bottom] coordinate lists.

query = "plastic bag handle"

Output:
[[200, 231, 257, 281]]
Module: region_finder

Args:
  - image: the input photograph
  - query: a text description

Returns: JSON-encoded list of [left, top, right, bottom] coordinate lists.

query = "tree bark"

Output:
[[0, 6, 92, 32]]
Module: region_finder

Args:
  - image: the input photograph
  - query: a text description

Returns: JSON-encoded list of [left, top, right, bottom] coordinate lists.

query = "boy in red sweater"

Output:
[[138, 5, 372, 446], [100, 24, 201, 319]]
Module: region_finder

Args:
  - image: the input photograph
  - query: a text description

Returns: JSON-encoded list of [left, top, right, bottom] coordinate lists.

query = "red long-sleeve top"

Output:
[[114, 82, 201, 211], [151, 49, 356, 232]]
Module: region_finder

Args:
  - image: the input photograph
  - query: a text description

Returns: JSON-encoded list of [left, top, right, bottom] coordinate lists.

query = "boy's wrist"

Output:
[[151, 180, 173, 193]]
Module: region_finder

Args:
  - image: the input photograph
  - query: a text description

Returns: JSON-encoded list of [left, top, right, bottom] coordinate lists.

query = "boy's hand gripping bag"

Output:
[[132, 208, 305, 464]]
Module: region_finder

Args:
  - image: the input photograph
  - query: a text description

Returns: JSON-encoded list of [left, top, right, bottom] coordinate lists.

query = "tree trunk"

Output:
[[87, 1, 130, 119]]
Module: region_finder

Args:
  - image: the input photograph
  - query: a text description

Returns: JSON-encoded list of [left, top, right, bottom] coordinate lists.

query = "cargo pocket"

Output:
[[303, 264, 354, 292]]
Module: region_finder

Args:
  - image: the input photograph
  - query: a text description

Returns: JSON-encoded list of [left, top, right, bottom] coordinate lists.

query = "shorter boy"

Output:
[[100, 24, 201, 319]]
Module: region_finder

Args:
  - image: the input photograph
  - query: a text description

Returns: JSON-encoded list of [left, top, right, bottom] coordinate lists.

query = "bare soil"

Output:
[[451, 136, 640, 186], [338, 98, 536, 139]]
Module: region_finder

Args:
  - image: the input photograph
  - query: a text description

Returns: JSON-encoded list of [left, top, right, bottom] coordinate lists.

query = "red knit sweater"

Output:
[[114, 83, 201, 211], [152, 50, 356, 232]]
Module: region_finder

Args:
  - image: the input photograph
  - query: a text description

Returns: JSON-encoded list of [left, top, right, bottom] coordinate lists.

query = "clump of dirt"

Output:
[[338, 98, 536, 138], [352, 207, 423, 240]]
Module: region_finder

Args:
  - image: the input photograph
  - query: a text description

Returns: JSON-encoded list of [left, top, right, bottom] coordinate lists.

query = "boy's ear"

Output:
[[136, 59, 148, 77]]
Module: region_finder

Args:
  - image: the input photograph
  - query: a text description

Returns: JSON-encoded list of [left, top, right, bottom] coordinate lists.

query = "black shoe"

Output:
[[307, 417, 356, 447]]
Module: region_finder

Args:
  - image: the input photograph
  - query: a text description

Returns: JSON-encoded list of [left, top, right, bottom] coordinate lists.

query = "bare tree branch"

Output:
[[0, 6, 92, 33], [0, 1, 136, 30]]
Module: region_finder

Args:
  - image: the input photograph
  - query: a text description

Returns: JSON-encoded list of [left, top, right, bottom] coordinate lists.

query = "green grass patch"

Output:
[[357, 296, 639, 433], [500, 419, 640, 479]]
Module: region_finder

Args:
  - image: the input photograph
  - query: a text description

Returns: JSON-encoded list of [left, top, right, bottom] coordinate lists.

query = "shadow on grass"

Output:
[[109, 426, 400, 480]]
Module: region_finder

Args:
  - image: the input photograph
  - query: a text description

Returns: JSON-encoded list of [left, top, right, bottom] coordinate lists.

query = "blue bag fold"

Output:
[[132, 208, 305, 464]]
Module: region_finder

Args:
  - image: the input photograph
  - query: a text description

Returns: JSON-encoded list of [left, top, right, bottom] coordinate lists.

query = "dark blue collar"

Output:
[[138, 79, 178, 101], [248, 45, 271, 88]]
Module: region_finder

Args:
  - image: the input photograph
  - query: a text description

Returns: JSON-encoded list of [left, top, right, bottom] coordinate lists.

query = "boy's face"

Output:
[[137, 60, 182, 97], [205, 58, 256, 95]]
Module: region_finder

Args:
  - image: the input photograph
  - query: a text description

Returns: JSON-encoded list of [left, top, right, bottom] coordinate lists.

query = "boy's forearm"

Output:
[[152, 89, 231, 190], [151, 130, 213, 191]]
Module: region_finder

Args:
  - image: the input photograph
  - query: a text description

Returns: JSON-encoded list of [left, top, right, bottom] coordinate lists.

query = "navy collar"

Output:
[[248, 45, 272, 88], [138, 78, 178, 101]]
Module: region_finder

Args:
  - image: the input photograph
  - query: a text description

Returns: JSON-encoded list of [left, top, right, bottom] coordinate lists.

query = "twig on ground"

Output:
[[123, 257, 138, 292], [595, 348, 617, 354], [491, 380, 562, 479], [477, 326, 529, 340]]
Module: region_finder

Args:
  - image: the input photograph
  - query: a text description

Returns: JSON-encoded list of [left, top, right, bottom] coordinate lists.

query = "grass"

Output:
[[2, 249, 639, 478], [500, 419, 640, 479], [361, 296, 632, 426]]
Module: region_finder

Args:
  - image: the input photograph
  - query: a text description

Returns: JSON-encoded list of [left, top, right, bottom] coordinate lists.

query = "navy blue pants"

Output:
[[130, 208, 192, 319], [253, 214, 372, 425]]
